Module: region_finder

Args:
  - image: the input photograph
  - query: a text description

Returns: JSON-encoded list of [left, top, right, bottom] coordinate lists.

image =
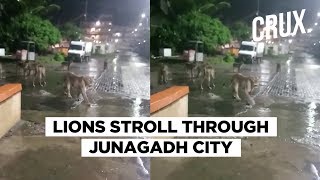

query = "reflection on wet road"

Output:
[[150, 51, 320, 180]]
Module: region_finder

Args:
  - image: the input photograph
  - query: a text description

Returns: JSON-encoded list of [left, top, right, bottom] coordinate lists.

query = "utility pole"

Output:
[[256, 0, 260, 16], [84, 0, 88, 22]]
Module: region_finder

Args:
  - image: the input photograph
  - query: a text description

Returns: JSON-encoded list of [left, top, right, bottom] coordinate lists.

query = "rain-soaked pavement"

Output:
[[0, 51, 150, 180], [150, 51, 320, 180]]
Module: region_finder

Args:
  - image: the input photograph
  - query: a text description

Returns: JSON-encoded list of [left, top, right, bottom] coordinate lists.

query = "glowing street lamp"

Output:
[[108, 29, 111, 32], [143, 40, 146, 43], [138, 42, 141, 45], [96, 20, 101, 26], [141, 13, 146, 18]]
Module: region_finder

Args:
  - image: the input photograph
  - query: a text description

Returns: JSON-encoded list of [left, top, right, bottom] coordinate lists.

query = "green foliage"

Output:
[[10, 13, 61, 52], [53, 52, 65, 61], [223, 53, 235, 63], [60, 22, 82, 41], [175, 11, 231, 53], [206, 55, 224, 64], [168, 0, 230, 16], [230, 21, 251, 41], [151, 24, 179, 55]]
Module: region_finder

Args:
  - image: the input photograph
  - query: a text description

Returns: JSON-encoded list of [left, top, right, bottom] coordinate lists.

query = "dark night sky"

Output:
[[225, 0, 320, 25], [52, 0, 319, 27], [52, 0, 149, 26]]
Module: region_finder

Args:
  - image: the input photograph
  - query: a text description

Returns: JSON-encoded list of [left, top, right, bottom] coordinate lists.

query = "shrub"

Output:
[[54, 52, 65, 62], [223, 53, 235, 63]]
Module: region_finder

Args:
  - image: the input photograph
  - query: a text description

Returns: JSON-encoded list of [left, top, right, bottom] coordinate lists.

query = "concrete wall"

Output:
[[150, 86, 189, 117], [0, 84, 22, 139], [151, 95, 188, 117]]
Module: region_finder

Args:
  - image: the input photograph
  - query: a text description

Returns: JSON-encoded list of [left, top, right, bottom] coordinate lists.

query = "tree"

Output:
[[16, 0, 60, 16], [151, 24, 179, 55], [60, 22, 83, 41], [230, 21, 251, 41], [152, 0, 230, 22], [175, 11, 231, 53], [9, 13, 61, 52]]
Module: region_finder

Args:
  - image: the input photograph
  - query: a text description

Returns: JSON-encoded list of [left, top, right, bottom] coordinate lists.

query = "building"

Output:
[[82, 14, 113, 54]]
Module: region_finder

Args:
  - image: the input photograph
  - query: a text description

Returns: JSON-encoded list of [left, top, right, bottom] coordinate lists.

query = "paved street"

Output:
[[0, 51, 150, 180], [151, 51, 320, 180]]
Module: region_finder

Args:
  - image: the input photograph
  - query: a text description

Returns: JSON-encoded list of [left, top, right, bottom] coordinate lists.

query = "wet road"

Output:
[[150, 52, 320, 180], [0, 51, 150, 180]]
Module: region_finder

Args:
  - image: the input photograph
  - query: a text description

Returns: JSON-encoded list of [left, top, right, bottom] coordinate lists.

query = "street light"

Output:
[[143, 40, 146, 43], [108, 29, 111, 32], [315, 23, 318, 26], [141, 13, 146, 18], [96, 20, 101, 26], [139, 23, 142, 26], [134, 29, 138, 32]]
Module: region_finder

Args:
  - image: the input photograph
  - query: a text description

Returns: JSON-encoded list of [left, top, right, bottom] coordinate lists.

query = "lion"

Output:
[[231, 73, 259, 104], [0, 62, 4, 79], [64, 72, 94, 105], [158, 63, 169, 85], [200, 64, 215, 90]]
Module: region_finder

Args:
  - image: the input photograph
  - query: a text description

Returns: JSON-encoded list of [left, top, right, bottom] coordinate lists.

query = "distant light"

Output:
[[115, 39, 119, 43], [108, 29, 111, 32], [109, 22, 112, 25], [106, 43, 109, 45], [138, 42, 141, 45], [115, 32, 121, 37], [139, 23, 142, 26], [288, 39, 293, 44], [307, 28, 313, 33], [314, 43, 317, 46], [318, 12, 320, 17], [132, 31, 134, 34], [135, 29, 138, 32], [315, 23, 318, 26], [96, 21, 101, 26], [90, 27, 95, 32], [141, 13, 146, 18], [143, 40, 146, 43]]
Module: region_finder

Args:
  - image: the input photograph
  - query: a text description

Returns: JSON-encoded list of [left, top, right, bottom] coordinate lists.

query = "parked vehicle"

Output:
[[67, 41, 93, 62], [238, 41, 265, 64]]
